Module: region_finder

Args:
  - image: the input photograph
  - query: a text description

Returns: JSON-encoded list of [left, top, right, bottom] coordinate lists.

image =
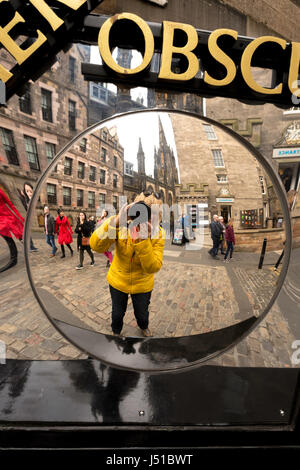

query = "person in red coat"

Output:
[[0, 188, 24, 271], [55, 208, 73, 258], [224, 218, 236, 262]]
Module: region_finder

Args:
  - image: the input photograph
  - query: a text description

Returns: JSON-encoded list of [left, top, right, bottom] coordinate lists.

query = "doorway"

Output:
[[220, 205, 231, 223]]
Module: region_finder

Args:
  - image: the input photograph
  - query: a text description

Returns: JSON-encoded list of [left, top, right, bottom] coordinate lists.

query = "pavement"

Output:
[[0, 232, 299, 368]]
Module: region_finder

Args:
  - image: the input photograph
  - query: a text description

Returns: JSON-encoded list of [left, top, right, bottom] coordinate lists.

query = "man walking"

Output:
[[44, 205, 57, 257], [209, 214, 222, 259], [218, 216, 226, 255]]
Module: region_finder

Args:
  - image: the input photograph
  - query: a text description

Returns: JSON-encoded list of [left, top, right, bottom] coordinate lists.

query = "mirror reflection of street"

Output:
[[0, 111, 299, 368]]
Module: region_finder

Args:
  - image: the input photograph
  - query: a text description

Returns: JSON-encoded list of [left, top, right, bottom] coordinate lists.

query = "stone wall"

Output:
[[235, 227, 285, 252]]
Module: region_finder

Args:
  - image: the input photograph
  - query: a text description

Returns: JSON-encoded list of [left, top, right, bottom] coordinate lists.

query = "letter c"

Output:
[[241, 36, 286, 95]]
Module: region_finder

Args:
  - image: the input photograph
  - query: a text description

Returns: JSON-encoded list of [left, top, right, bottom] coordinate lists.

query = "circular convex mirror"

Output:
[[24, 109, 291, 372]]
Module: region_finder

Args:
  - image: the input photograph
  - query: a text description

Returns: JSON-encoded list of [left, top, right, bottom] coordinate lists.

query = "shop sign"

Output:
[[273, 147, 300, 158]]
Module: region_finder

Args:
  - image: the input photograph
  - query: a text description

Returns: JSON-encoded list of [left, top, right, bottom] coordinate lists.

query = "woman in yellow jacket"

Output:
[[89, 192, 165, 337]]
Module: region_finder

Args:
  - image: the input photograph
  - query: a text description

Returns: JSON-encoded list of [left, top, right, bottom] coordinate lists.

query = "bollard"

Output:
[[274, 249, 284, 270], [258, 238, 267, 269]]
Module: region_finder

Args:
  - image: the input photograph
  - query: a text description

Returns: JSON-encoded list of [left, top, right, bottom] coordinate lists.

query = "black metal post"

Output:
[[275, 249, 285, 270], [258, 238, 267, 269]]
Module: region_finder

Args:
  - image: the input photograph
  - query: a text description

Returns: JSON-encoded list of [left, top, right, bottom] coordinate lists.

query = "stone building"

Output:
[[0, 44, 90, 223], [38, 126, 124, 226], [0, 42, 124, 228], [170, 113, 272, 230]]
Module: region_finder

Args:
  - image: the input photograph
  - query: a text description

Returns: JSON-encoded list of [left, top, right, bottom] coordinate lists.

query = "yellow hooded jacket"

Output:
[[89, 215, 165, 294]]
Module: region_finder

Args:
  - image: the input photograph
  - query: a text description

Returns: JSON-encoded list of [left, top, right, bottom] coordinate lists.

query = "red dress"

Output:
[[0, 188, 24, 239], [55, 216, 73, 245]]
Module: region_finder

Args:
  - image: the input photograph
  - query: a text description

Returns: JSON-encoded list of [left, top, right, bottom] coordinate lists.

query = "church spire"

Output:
[[137, 137, 145, 175]]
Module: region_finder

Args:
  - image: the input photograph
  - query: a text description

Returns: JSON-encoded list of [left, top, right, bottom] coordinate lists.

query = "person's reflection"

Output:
[[106, 335, 140, 355], [0, 361, 31, 415], [63, 360, 139, 422]]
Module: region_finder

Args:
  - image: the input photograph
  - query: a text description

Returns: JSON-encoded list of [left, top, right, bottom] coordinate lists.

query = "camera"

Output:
[[128, 201, 151, 226]]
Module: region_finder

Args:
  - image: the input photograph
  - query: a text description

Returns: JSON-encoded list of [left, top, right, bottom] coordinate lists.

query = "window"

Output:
[[80, 138, 87, 152], [124, 161, 133, 176], [19, 86, 32, 114], [68, 100, 76, 130], [114, 156, 117, 168], [45, 142, 57, 171], [47, 183, 57, 204], [99, 193, 105, 206], [78, 161, 85, 179], [202, 124, 217, 140], [69, 57, 76, 83], [101, 148, 107, 162], [217, 174, 228, 183], [212, 149, 224, 167], [92, 85, 99, 98], [24, 136, 40, 170], [88, 191, 95, 208], [41, 89, 52, 122], [0, 128, 19, 165], [100, 169, 106, 184], [77, 189, 84, 207], [89, 165, 96, 182], [259, 176, 266, 194], [64, 157, 73, 176], [102, 130, 108, 141], [113, 174, 118, 188], [63, 187, 71, 206], [112, 195, 118, 210]]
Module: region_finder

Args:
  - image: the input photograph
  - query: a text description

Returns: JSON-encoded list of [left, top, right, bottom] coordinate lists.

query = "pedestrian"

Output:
[[224, 218, 235, 262], [89, 190, 165, 337], [0, 188, 24, 272], [55, 208, 74, 258], [17, 181, 38, 252], [44, 205, 57, 257], [75, 211, 95, 269], [88, 215, 96, 232], [208, 214, 223, 259], [97, 209, 113, 267], [218, 216, 226, 255]]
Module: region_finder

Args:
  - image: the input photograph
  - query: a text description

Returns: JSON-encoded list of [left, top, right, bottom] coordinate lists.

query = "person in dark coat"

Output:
[[208, 214, 223, 259], [55, 208, 73, 258], [224, 218, 236, 261], [75, 211, 95, 270], [17, 181, 38, 252], [44, 205, 57, 257]]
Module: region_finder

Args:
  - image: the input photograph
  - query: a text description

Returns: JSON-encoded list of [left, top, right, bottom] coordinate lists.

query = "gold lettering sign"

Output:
[[158, 21, 199, 81], [204, 29, 238, 86], [288, 42, 300, 98], [98, 12, 154, 74], [0, 11, 47, 83], [241, 36, 286, 94], [29, 0, 87, 31]]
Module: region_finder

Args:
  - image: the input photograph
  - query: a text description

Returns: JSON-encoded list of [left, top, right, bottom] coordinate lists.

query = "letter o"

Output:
[[98, 12, 154, 74]]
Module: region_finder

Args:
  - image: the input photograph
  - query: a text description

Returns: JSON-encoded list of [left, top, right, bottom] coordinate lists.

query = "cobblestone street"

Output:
[[0, 235, 297, 367]]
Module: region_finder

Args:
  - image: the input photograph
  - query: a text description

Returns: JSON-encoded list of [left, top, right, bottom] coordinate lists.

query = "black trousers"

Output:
[[209, 236, 220, 257], [61, 244, 73, 256], [79, 246, 94, 265], [0, 235, 18, 273], [109, 284, 152, 334]]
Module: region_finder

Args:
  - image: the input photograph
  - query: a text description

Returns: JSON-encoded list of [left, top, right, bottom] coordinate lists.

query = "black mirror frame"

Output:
[[24, 108, 292, 373]]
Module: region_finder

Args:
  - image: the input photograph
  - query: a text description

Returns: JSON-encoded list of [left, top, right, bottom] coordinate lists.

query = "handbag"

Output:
[[81, 236, 90, 246]]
